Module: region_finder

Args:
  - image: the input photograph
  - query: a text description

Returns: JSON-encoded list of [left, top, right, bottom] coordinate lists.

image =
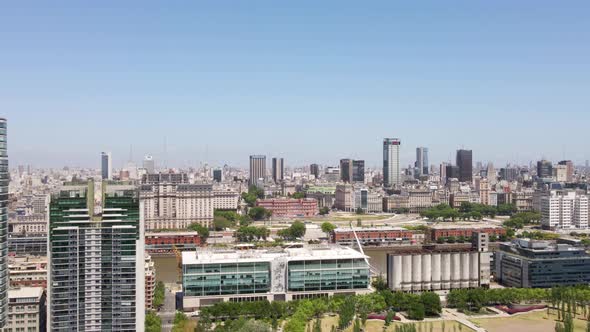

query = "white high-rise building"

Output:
[[383, 138, 401, 187], [541, 190, 589, 229], [143, 154, 155, 174], [101, 151, 112, 180]]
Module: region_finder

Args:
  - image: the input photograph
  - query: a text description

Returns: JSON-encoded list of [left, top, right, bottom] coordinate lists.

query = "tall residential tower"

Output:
[[48, 180, 145, 331], [383, 138, 401, 187]]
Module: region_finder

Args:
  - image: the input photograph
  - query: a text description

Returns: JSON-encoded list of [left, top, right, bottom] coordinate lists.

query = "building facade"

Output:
[[541, 190, 589, 229], [48, 181, 145, 331], [7, 287, 46, 332], [271, 157, 284, 183], [415, 147, 429, 177], [101, 152, 112, 180], [256, 198, 319, 218], [0, 118, 8, 328], [331, 227, 424, 247], [182, 246, 371, 309], [145, 231, 202, 255], [249, 155, 266, 186], [495, 239, 590, 288], [383, 138, 401, 187], [335, 184, 354, 212], [456, 149, 473, 183]]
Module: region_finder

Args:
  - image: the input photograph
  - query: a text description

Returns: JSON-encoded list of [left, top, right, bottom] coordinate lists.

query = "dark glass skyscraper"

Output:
[[271, 157, 284, 183], [352, 160, 365, 183], [537, 160, 553, 178], [0, 118, 7, 328], [340, 159, 352, 182], [456, 149, 473, 182]]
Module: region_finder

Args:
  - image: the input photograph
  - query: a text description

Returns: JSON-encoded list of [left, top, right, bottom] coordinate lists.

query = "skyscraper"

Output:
[[456, 149, 473, 183], [0, 118, 8, 328], [558, 160, 574, 182], [440, 162, 448, 185], [352, 160, 365, 183], [101, 151, 112, 180], [309, 164, 320, 179], [383, 138, 401, 187], [537, 160, 553, 178], [249, 155, 266, 186], [143, 154, 155, 174], [340, 159, 352, 183], [48, 180, 144, 331], [213, 169, 222, 182], [271, 157, 284, 183], [486, 162, 497, 185], [415, 147, 429, 177]]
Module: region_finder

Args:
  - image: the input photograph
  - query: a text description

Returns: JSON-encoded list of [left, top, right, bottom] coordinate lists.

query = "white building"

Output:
[[7, 287, 46, 332], [541, 190, 589, 229], [213, 188, 240, 211]]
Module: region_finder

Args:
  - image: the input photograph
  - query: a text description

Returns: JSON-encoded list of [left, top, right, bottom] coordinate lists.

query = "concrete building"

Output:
[[541, 190, 589, 229], [0, 118, 8, 327], [383, 138, 401, 187], [427, 224, 506, 242], [495, 239, 590, 288], [143, 155, 155, 174], [141, 181, 214, 230], [537, 160, 553, 179], [212, 188, 239, 211], [309, 164, 320, 179], [145, 254, 156, 310], [555, 164, 568, 182], [339, 159, 352, 183], [512, 190, 534, 212], [145, 231, 202, 255], [456, 149, 473, 183], [182, 246, 371, 309], [558, 160, 574, 182], [7, 287, 46, 332], [48, 180, 145, 331], [331, 227, 424, 247], [305, 186, 336, 209], [353, 188, 382, 213], [335, 184, 354, 212], [440, 162, 448, 186], [352, 160, 365, 183], [386, 245, 490, 292], [9, 256, 47, 289], [271, 157, 284, 183], [475, 178, 490, 205], [101, 151, 112, 180], [249, 155, 266, 186], [256, 198, 319, 218]]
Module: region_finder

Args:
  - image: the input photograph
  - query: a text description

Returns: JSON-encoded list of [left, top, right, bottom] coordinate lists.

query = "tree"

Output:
[[153, 281, 165, 308], [235, 320, 272, 332], [213, 216, 234, 231], [292, 192, 306, 199], [356, 207, 365, 215], [372, 276, 388, 291], [420, 292, 442, 316], [321, 222, 336, 235], [279, 221, 307, 240], [319, 207, 330, 215], [188, 223, 209, 240], [338, 296, 356, 329], [145, 311, 162, 332], [407, 301, 425, 320], [172, 312, 189, 332], [357, 218, 362, 227], [248, 207, 272, 221]]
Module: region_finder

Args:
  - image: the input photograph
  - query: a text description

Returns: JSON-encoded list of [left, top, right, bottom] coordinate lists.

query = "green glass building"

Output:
[[48, 180, 144, 332]]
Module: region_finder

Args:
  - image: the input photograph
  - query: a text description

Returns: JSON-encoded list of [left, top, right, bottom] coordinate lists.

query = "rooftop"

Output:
[[429, 223, 502, 230], [333, 226, 408, 233], [8, 287, 44, 300]]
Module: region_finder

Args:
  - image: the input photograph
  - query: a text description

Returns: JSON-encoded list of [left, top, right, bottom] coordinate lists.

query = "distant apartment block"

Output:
[[541, 190, 589, 229], [7, 287, 46, 332], [256, 198, 319, 218]]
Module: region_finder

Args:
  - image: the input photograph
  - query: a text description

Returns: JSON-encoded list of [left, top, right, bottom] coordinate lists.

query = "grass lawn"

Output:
[[306, 315, 339, 331], [470, 309, 587, 332], [346, 320, 473, 332]]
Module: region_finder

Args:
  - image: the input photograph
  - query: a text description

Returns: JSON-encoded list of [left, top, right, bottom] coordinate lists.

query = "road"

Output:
[[159, 286, 177, 332]]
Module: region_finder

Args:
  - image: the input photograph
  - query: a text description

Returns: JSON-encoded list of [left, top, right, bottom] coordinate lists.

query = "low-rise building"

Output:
[[427, 224, 506, 242], [256, 198, 319, 218], [495, 239, 590, 288], [213, 188, 240, 211], [145, 231, 203, 255], [335, 184, 354, 212], [9, 256, 47, 289], [7, 287, 46, 332], [331, 227, 424, 247], [181, 246, 371, 309]]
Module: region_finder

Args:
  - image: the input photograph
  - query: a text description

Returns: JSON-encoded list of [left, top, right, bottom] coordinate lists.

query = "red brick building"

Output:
[[427, 225, 505, 241], [145, 231, 202, 254], [256, 198, 319, 218], [331, 227, 424, 247]]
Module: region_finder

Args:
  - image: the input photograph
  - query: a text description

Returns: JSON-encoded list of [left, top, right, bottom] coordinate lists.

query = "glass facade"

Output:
[[287, 258, 369, 292], [0, 119, 8, 328], [183, 262, 271, 296]]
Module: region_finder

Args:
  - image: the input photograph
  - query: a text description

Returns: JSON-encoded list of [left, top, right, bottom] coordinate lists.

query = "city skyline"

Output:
[[2, 1, 590, 167]]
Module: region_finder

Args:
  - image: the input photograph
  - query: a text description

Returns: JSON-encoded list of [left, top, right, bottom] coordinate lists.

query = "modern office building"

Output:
[[48, 180, 145, 331], [0, 118, 8, 328], [309, 164, 320, 179], [181, 246, 371, 309], [7, 287, 46, 332], [143, 155, 155, 174], [456, 149, 473, 183], [540, 190, 588, 229], [351, 160, 365, 183], [445, 165, 460, 182], [339, 159, 352, 183], [383, 138, 401, 187], [415, 147, 429, 177], [536, 160, 553, 179], [271, 157, 284, 183], [101, 152, 112, 180], [249, 155, 266, 186], [500, 167, 519, 182], [212, 169, 222, 182], [495, 239, 590, 288]]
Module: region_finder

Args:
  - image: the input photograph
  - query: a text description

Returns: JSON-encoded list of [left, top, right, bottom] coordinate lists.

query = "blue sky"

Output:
[[2, 1, 589, 168]]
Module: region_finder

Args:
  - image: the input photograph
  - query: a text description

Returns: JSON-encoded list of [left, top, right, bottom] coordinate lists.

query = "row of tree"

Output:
[[420, 203, 518, 222]]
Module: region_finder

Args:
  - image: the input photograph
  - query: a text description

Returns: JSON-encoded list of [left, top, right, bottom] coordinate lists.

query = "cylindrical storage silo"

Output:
[[412, 255, 422, 291], [422, 253, 431, 290], [460, 252, 470, 288], [392, 255, 403, 291], [469, 252, 479, 288], [451, 253, 461, 289], [431, 253, 441, 290], [441, 253, 451, 289], [402, 255, 412, 292]]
